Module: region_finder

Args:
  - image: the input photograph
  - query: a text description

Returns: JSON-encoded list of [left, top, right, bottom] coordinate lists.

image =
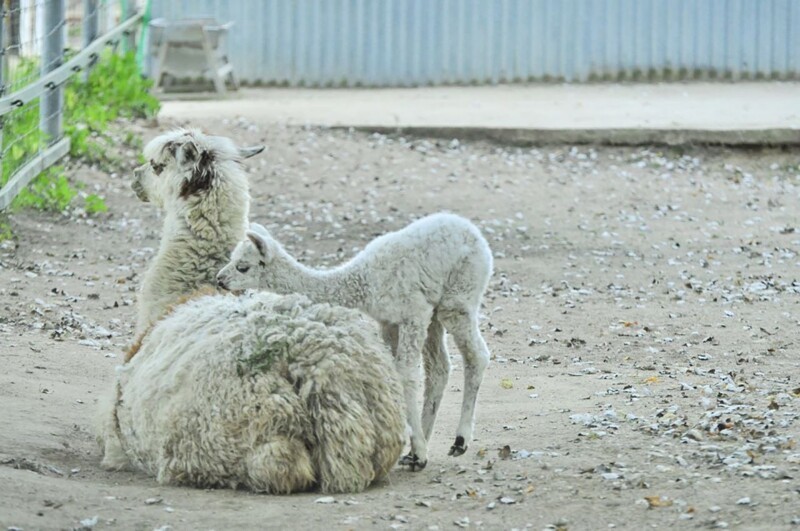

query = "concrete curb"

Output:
[[159, 83, 800, 147], [345, 126, 800, 147]]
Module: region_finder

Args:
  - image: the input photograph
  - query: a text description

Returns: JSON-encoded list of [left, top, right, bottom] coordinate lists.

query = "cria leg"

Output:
[[395, 322, 429, 471], [422, 316, 450, 441], [441, 310, 490, 457]]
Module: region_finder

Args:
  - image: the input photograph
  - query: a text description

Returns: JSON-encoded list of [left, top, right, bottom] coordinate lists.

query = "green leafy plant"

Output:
[[0, 216, 14, 242], [1, 50, 160, 214], [65, 50, 160, 162], [13, 167, 77, 211], [1, 60, 47, 192], [84, 193, 109, 214]]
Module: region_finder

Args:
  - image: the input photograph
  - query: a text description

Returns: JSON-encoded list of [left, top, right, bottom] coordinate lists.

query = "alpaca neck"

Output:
[[151, 198, 247, 288], [164, 176, 249, 241], [166, 206, 246, 243], [272, 252, 365, 310]]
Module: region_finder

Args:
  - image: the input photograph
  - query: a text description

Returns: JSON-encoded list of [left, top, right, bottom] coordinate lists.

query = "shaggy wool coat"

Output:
[[97, 291, 406, 494]]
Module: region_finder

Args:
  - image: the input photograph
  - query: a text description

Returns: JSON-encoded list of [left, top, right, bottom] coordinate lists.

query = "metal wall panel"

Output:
[[150, 0, 800, 86]]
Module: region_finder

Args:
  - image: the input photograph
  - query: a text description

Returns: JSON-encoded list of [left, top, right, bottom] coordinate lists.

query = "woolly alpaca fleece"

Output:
[[132, 128, 264, 334], [218, 212, 493, 470], [97, 291, 406, 494]]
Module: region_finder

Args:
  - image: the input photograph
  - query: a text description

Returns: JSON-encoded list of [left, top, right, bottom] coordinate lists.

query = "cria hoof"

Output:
[[448, 444, 467, 457], [399, 453, 427, 471], [448, 435, 467, 457]]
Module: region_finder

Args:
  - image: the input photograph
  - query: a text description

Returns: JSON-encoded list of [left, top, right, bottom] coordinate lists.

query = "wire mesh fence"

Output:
[[0, 0, 139, 210]]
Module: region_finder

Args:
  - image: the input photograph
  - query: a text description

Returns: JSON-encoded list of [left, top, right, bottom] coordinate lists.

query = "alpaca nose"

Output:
[[131, 179, 149, 202], [216, 276, 226, 290]]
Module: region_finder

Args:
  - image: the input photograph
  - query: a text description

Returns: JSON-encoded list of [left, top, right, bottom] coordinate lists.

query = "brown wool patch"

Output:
[[124, 330, 150, 363], [170, 285, 219, 308], [179, 150, 216, 199]]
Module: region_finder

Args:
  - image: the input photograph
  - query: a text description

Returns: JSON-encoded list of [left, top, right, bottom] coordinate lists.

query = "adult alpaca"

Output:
[[132, 128, 264, 334], [97, 291, 406, 493], [217, 213, 493, 470]]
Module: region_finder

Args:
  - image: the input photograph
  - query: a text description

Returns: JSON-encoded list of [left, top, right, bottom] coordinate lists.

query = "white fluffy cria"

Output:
[[132, 128, 264, 334], [217, 212, 493, 470], [97, 291, 406, 494]]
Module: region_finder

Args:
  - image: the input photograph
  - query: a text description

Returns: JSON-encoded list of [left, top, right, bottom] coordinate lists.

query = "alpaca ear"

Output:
[[162, 141, 178, 158], [239, 145, 265, 159], [246, 230, 270, 260], [248, 222, 269, 237], [176, 140, 199, 166], [179, 145, 216, 198]]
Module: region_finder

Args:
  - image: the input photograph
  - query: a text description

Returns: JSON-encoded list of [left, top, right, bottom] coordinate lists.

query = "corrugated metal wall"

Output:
[[151, 0, 800, 86]]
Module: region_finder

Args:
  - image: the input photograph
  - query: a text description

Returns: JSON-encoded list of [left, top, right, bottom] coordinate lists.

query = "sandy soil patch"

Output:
[[1, 117, 799, 530]]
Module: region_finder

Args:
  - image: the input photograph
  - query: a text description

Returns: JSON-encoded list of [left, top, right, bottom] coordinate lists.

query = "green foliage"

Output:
[[0, 103, 46, 191], [70, 50, 160, 118], [0, 216, 14, 242], [13, 167, 77, 211], [1, 50, 160, 214], [84, 193, 109, 214], [1, 59, 47, 191], [65, 50, 160, 162]]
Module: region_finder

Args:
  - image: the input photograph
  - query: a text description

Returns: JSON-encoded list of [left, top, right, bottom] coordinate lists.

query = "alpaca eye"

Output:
[[236, 264, 250, 273], [150, 159, 166, 175]]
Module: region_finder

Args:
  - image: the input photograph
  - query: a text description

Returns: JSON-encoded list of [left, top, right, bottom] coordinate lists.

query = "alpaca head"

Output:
[[132, 129, 264, 208], [216, 223, 280, 291]]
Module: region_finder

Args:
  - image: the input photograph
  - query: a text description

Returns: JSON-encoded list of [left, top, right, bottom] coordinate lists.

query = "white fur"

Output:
[[132, 128, 263, 334], [217, 213, 493, 468], [97, 291, 406, 493]]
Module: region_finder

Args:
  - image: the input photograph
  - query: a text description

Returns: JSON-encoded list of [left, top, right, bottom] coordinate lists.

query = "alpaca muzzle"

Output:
[[131, 179, 149, 202]]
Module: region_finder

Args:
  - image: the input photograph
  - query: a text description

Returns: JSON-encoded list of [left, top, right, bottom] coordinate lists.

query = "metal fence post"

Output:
[[0, 5, 5, 183], [124, 0, 137, 52], [41, 0, 65, 144], [83, 0, 98, 80]]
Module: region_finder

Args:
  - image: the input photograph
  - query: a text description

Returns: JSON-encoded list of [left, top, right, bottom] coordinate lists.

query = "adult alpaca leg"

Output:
[[245, 437, 316, 494]]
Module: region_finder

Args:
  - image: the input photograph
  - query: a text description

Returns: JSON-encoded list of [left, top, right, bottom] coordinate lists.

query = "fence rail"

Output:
[[0, 0, 140, 211]]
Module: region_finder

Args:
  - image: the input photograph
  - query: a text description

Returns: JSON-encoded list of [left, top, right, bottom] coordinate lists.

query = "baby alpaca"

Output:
[[132, 128, 264, 334], [217, 213, 493, 470], [97, 291, 406, 493]]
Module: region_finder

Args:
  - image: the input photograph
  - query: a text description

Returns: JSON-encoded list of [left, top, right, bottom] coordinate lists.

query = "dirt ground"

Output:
[[1, 115, 799, 531]]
